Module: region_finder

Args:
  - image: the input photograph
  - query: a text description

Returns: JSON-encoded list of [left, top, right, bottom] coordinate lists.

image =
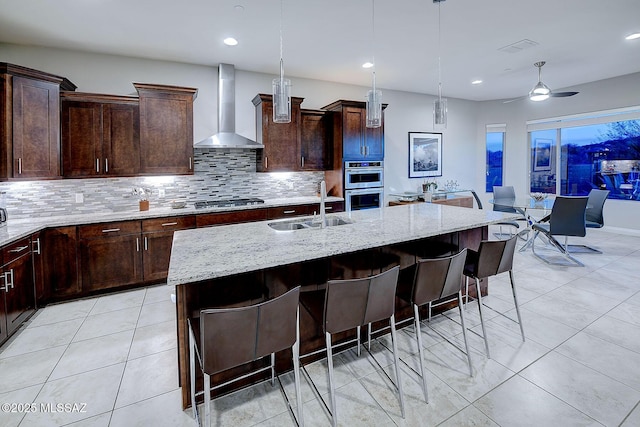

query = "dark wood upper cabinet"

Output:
[[322, 100, 387, 162], [300, 109, 331, 170], [61, 93, 140, 177], [134, 83, 198, 175], [0, 63, 76, 180], [253, 94, 304, 172]]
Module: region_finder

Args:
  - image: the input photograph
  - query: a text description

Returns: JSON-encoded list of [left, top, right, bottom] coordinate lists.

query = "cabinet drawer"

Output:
[[196, 209, 268, 228], [267, 204, 314, 219], [142, 216, 196, 232], [2, 237, 32, 265], [79, 220, 141, 239]]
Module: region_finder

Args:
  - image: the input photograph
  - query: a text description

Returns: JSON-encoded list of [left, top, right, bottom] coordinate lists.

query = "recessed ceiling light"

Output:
[[626, 32, 640, 40], [471, 80, 483, 85], [362, 62, 374, 69], [223, 37, 238, 46]]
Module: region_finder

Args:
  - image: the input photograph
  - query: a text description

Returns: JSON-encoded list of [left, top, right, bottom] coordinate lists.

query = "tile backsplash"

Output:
[[1, 148, 325, 219]]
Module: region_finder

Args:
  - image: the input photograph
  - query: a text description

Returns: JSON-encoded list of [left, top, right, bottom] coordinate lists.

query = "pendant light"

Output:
[[273, 0, 291, 123], [433, 0, 447, 129], [366, 0, 382, 128]]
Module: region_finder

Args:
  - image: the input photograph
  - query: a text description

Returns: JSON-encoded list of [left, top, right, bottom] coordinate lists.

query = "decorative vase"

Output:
[[139, 200, 149, 211], [423, 191, 432, 202]]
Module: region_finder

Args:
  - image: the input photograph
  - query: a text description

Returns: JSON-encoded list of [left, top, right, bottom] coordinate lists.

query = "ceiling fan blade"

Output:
[[550, 91, 579, 98]]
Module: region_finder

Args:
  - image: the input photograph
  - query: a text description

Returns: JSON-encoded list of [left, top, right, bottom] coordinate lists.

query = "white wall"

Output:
[[476, 72, 640, 230]]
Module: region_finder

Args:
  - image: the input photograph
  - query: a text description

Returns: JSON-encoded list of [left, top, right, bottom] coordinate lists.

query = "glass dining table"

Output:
[[489, 197, 555, 250]]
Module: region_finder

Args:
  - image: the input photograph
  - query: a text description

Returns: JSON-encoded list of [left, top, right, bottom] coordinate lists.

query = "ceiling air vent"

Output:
[[498, 39, 539, 54]]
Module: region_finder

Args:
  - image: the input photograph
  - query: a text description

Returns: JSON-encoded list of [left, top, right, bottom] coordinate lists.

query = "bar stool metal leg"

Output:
[[509, 271, 526, 342], [473, 277, 491, 358], [203, 373, 211, 427], [413, 303, 429, 403], [325, 332, 338, 427], [188, 328, 199, 424], [389, 314, 406, 417], [293, 308, 304, 426], [457, 291, 474, 376]]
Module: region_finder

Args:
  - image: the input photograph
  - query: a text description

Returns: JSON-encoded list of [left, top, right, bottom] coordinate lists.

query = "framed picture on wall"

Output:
[[408, 132, 442, 178], [533, 138, 552, 171]]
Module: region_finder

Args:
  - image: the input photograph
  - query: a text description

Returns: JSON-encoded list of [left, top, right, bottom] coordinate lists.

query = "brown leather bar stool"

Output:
[[463, 235, 524, 359], [396, 249, 473, 403], [188, 286, 303, 427], [303, 266, 405, 427]]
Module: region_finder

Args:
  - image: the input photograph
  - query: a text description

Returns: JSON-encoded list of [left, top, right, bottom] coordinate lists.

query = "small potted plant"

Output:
[[132, 187, 152, 211], [421, 179, 438, 202]]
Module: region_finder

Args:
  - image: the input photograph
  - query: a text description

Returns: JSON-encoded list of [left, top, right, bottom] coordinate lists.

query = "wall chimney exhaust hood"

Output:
[[195, 63, 263, 149]]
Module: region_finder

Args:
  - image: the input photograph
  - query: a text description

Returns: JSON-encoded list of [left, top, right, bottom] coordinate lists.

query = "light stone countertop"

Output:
[[167, 203, 519, 287], [0, 196, 342, 247]]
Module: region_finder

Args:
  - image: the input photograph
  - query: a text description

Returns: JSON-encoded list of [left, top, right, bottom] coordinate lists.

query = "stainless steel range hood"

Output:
[[195, 63, 263, 149]]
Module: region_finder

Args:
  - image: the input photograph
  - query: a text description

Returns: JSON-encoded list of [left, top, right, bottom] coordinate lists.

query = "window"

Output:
[[528, 108, 640, 200], [486, 124, 505, 192]]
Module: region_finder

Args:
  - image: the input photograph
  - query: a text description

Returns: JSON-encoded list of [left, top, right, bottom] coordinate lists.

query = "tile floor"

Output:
[[1, 226, 640, 426]]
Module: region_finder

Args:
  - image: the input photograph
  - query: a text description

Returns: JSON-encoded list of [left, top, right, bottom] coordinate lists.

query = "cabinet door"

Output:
[[261, 103, 300, 171], [61, 101, 102, 177], [141, 216, 196, 282], [342, 107, 366, 161], [142, 231, 174, 282], [80, 233, 143, 292], [365, 122, 384, 159], [39, 227, 80, 301], [138, 89, 195, 175], [103, 103, 140, 175], [3, 253, 35, 335], [12, 76, 60, 178], [300, 110, 328, 170]]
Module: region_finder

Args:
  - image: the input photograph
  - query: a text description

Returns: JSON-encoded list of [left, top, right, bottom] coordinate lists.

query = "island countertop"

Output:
[[167, 203, 517, 287]]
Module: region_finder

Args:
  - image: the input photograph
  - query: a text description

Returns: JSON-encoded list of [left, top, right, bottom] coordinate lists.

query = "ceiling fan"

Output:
[[504, 61, 579, 103]]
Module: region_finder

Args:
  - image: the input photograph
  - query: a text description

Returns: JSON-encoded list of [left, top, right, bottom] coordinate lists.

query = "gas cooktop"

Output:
[[194, 198, 265, 209]]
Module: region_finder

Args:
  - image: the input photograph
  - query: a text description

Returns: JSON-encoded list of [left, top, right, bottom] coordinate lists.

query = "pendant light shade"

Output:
[[273, 0, 291, 123], [433, 0, 447, 129], [365, 0, 382, 128], [529, 62, 551, 101]]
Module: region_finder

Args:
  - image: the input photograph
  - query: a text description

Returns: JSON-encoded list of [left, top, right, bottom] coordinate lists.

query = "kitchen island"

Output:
[[167, 202, 518, 408]]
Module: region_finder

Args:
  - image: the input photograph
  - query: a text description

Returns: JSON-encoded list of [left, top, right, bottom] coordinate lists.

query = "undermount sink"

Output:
[[267, 216, 352, 231]]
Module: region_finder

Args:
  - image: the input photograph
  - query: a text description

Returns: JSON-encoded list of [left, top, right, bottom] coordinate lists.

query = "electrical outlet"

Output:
[[75, 193, 84, 203], [158, 189, 166, 198]]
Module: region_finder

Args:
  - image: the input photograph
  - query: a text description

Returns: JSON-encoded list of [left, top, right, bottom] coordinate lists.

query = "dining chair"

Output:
[[531, 196, 589, 266], [463, 235, 524, 358], [492, 186, 527, 239], [396, 249, 473, 402], [565, 189, 609, 254], [188, 286, 303, 427]]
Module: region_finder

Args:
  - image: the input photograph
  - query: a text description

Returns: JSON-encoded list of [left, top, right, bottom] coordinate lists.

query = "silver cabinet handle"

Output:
[[136, 237, 140, 252], [144, 236, 148, 251], [189, 157, 192, 170], [33, 237, 41, 255], [105, 158, 109, 173], [102, 228, 121, 233], [265, 156, 268, 169], [301, 156, 305, 168], [18, 158, 22, 174], [325, 206, 333, 211], [161, 222, 178, 227], [283, 210, 295, 214], [96, 158, 100, 173], [9, 245, 29, 253], [1, 269, 14, 292]]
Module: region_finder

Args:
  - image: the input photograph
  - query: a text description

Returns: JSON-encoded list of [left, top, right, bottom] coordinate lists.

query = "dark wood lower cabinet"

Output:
[[1, 237, 36, 345], [34, 227, 80, 303], [142, 216, 196, 282], [80, 232, 143, 293]]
